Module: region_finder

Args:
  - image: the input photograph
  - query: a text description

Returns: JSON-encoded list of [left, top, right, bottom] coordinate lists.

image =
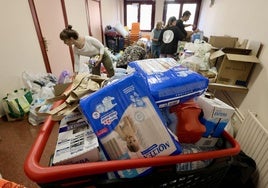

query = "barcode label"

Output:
[[70, 133, 84, 154]]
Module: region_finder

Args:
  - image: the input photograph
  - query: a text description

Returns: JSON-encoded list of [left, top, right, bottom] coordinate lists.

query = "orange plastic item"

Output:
[[131, 22, 140, 34], [0, 178, 26, 188], [129, 22, 141, 44], [170, 99, 206, 143]]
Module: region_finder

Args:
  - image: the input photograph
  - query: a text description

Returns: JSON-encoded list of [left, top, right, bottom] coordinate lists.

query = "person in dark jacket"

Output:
[[158, 16, 185, 58], [176, 10, 199, 41]]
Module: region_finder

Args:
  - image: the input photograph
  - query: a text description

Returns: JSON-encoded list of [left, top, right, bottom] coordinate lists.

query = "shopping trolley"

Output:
[[24, 100, 240, 188]]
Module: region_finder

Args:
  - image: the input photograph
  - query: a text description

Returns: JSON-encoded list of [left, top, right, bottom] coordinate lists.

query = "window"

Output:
[[163, 0, 202, 31], [166, 4, 181, 24], [124, 0, 201, 32], [124, 0, 155, 31]]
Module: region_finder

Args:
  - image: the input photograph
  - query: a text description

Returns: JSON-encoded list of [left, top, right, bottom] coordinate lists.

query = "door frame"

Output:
[[28, 0, 103, 73], [28, 0, 52, 73]]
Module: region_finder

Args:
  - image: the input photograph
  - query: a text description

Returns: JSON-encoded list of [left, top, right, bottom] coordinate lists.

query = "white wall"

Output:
[[101, 0, 124, 29], [65, 0, 88, 37], [0, 1, 46, 116], [198, 0, 268, 128], [154, 0, 165, 24]]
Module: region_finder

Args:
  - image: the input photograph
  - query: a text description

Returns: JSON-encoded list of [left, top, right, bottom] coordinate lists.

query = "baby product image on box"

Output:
[[127, 58, 209, 108], [52, 111, 100, 165], [79, 73, 182, 178]]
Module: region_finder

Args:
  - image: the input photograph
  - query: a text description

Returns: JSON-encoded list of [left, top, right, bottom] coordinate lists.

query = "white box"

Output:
[[52, 111, 100, 165], [195, 94, 235, 137]]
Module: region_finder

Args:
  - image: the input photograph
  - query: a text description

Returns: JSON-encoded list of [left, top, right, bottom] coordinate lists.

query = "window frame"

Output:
[[163, 0, 202, 27], [124, 0, 155, 32]]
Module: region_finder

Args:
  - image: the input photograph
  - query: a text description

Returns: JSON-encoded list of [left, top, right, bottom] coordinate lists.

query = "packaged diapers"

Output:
[[79, 73, 182, 178], [127, 58, 209, 108]]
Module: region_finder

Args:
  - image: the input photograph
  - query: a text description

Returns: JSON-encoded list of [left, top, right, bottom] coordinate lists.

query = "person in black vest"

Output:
[[158, 16, 185, 58]]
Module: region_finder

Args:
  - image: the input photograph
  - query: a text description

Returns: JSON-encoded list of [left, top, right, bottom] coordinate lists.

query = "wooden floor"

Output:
[[0, 115, 59, 188]]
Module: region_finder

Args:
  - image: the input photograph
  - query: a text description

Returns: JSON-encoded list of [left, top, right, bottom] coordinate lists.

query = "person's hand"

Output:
[[95, 54, 103, 67], [94, 59, 101, 67]]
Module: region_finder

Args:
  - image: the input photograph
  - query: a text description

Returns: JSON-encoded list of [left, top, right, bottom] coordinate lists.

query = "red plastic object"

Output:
[[24, 100, 240, 185], [170, 100, 206, 143]]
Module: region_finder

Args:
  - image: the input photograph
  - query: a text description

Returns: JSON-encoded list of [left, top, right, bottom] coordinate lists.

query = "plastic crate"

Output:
[[24, 101, 240, 188]]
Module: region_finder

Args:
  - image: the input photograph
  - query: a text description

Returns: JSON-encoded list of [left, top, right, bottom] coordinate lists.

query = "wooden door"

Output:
[[29, 0, 73, 78], [86, 0, 103, 42]]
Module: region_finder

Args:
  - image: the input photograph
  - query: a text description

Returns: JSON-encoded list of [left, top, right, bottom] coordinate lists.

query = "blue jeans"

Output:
[[151, 44, 161, 58]]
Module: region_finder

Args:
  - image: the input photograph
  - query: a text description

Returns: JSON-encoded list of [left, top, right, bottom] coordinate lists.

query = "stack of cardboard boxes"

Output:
[[208, 36, 261, 92]]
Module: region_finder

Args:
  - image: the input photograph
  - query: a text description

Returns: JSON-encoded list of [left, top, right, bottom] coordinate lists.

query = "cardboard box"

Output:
[[210, 50, 260, 86], [195, 94, 235, 137], [52, 111, 100, 165], [209, 36, 238, 49]]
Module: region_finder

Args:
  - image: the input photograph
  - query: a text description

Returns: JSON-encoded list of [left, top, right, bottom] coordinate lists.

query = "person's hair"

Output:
[[165, 16, 177, 28], [156, 21, 163, 29], [59, 25, 79, 41], [183, 10, 191, 17]]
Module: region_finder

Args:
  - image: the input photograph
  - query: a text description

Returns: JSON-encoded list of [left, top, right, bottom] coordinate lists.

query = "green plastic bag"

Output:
[[2, 88, 33, 121]]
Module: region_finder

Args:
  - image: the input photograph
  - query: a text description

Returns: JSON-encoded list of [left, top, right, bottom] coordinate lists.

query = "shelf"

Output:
[[208, 83, 248, 93]]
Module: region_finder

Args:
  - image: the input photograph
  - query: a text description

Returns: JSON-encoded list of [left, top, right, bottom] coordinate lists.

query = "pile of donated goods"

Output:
[[51, 58, 235, 179]]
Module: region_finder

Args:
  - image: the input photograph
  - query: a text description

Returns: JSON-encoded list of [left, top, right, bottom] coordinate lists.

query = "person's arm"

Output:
[[184, 23, 192, 28], [73, 48, 80, 75], [89, 37, 105, 66], [184, 23, 198, 32]]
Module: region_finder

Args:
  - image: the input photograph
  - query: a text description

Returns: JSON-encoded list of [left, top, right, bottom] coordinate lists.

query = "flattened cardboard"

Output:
[[54, 83, 72, 96], [226, 54, 260, 63]]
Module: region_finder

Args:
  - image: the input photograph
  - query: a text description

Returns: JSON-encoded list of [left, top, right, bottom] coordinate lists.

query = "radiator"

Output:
[[235, 110, 268, 188]]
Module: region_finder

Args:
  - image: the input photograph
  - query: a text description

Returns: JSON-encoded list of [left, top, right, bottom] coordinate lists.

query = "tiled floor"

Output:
[[0, 116, 59, 188]]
